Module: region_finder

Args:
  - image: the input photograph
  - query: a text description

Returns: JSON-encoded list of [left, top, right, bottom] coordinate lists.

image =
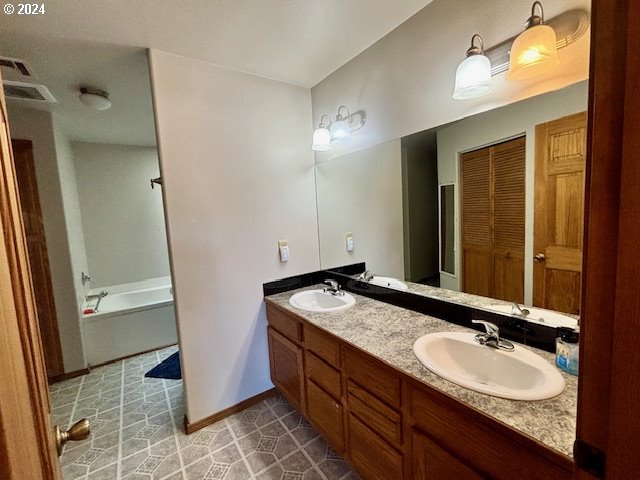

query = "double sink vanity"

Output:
[[264, 274, 578, 479]]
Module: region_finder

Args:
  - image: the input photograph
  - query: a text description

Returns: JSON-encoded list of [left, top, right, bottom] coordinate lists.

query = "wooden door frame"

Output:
[[0, 74, 61, 476], [575, 0, 640, 478]]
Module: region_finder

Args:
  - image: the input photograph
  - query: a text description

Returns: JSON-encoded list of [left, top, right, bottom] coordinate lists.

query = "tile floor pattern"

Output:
[[51, 347, 357, 480]]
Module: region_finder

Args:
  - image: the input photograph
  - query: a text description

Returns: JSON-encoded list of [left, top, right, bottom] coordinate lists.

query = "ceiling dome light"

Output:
[[508, 2, 559, 81], [79, 87, 112, 111], [330, 106, 351, 143], [312, 115, 332, 151], [453, 34, 492, 100]]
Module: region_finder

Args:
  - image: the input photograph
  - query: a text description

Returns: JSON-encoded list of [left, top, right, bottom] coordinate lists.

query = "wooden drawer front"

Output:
[[344, 348, 401, 409], [306, 352, 342, 400], [408, 385, 572, 480], [268, 328, 304, 412], [304, 324, 340, 367], [348, 381, 402, 447], [411, 429, 484, 480], [307, 380, 344, 453], [266, 304, 300, 343], [348, 414, 403, 480]]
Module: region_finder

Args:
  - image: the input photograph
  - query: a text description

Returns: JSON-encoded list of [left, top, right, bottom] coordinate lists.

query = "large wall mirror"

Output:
[[316, 80, 588, 325]]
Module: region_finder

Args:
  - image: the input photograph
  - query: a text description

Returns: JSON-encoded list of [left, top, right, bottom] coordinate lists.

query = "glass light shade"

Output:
[[312, 127, 332, 151], [453, 54, 492, 100], [507, 24, 559, 81], [330, 119, 351, 143]]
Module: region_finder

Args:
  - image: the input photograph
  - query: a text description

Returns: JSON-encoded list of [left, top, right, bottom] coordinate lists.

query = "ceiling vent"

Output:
[[0, 56, 35, 78], [3, 80, 56, 103]]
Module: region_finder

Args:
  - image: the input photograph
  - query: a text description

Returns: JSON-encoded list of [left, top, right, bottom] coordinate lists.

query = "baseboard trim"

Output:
[[48, 368, 90, 385], [184, 388, 278, 435], [89, 343, 178, 369]]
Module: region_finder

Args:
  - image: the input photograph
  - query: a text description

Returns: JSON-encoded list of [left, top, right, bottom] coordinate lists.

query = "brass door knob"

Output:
[[534, 253, 547, 262], [55, 419, 90, 456]]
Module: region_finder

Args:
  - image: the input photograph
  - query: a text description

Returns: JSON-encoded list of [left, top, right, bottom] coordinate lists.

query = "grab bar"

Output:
[[150, 177, 163, 189]]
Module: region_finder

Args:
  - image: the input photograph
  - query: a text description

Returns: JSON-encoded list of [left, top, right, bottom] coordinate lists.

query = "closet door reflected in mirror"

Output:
[[460, 137, 526, 303]]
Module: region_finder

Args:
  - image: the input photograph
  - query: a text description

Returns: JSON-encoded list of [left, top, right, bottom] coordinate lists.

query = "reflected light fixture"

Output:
[[508, 1, 559, 81], [329, 106, 351, 144], [79, 86, 112, 111], [312, 114, 332, 151], [453, 34, 492, 100]]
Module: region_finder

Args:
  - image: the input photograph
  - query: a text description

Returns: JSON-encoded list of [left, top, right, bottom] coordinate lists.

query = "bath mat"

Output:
[[145, 352, 181, 380]]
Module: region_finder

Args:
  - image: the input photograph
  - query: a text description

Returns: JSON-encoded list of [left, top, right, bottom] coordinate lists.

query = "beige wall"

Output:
[[311, 0, 590, 162], [436, 80, 589, 298], [7, 106, 87, 372], [72, 142, 170, 288], [316, 139, 403, 278], [148, 50, 320, 423]]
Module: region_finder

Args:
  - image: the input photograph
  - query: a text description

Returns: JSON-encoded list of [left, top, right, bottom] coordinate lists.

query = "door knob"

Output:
[[534, 253, 547, 262], [55, 419, 90, 455]]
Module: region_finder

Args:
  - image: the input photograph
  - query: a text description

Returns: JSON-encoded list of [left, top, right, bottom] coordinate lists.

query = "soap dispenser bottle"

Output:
[[555, 328, 579, 376]]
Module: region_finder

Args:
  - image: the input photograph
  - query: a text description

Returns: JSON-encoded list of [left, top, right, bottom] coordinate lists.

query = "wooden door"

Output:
[[411, 429, 484, 480], [461, 137, 525, 302], [12, 139, 64, 378], [533, 112, 587, 315], [0, 72, 62, 478]]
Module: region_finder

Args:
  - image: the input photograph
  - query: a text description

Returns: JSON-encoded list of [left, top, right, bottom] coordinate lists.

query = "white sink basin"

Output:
[[486, 305, 578, 329], [369, 276, 408, 290], [289, 289, 356, 313], [413, 332, 565, 400]]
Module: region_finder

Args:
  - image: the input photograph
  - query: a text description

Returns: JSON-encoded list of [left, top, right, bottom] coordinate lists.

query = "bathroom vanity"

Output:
[[265, 286, 576, 480]]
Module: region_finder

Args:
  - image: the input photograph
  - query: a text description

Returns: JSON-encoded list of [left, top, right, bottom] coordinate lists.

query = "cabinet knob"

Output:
[[534, 252, 547, 262]]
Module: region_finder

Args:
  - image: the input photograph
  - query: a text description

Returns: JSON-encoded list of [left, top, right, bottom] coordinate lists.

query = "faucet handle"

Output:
[[323, 279, 338, 289], [472, 319, 499, 336]]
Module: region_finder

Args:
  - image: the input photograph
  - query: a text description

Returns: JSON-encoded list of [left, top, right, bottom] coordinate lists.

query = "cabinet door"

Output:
[[307, 380, 344, 453], [411, 429, 484, 480], [349, 414, 403, 480], [268, 327, 305, 412]]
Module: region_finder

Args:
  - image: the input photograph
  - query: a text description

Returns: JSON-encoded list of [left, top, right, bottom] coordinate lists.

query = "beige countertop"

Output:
[[266, 285, 577, 459]]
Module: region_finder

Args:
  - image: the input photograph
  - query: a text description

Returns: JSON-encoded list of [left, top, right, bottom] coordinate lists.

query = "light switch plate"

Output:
[[278, 240, 289, 262], [346, 232, 354, 252]]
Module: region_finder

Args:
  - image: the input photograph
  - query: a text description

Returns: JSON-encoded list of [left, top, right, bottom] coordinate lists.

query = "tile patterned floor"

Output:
[[51, 346, 357, 480]]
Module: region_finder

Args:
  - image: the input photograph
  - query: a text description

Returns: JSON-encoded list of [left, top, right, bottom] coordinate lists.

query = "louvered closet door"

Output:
[[492, 138, 525, 302], [461, 147, 492, 297], [461, 138, 525, 302]]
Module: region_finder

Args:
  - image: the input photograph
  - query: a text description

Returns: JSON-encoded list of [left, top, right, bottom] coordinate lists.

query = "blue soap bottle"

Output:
[[556, 329, 579, 376]]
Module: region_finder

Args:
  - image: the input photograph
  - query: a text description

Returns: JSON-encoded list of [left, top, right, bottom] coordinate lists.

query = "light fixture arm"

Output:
[[526, 1, 545, 28], [318, 114, 332, 128], [467, 34, 485, 57], [336, 105, 351, 122]]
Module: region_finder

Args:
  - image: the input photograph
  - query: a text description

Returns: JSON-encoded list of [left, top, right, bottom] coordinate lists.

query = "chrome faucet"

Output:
[[472, 319, 514, 351], [357, 270, 375, 282], [511, 303, 530, 317], [86, 290, 108, 312], [323, 279, 344, 296]]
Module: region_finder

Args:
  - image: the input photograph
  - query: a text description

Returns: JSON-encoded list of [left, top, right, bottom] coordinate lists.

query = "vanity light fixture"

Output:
[[453, 34, 492, 100], [312, 106, 366, 151], [508, 1, 560, 81], [79, 86, 112, 111], [329, 106, 352, 144], [312, 114, 332, 151]]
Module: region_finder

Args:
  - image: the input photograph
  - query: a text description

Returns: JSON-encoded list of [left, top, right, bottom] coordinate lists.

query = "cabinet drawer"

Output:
[[348, 414, 403, 480], [306, 352, 341, 400], [344, 348, 401, 409], [307, 379, 344, 453], [266, 304, 301, 343], [304, 323, 340, 367], [408, 385, 572, 479], [348, 381, 402, 447]]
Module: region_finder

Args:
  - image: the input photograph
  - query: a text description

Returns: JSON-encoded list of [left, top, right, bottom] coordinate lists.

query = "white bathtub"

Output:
[[82, 277, 178, 366]]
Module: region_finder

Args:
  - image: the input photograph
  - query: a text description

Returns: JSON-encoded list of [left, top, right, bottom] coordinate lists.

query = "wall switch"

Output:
[[278, 240, 289, 262], [346, 232, 354, 252]]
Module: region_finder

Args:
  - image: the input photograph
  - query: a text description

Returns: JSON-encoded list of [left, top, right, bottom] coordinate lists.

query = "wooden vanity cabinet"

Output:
[[265, 301, 573, 480]]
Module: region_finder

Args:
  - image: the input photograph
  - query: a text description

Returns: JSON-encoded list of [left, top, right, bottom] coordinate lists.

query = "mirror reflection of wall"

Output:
[[316, 80, 588, 315]]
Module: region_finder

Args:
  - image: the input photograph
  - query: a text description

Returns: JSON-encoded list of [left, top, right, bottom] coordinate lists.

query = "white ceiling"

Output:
[[0, 0, 432, 88], [0, 1, 432, 146]]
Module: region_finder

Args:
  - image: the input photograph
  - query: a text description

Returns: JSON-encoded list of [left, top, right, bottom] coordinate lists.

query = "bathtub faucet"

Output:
[[86, 290, 108, 312]]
